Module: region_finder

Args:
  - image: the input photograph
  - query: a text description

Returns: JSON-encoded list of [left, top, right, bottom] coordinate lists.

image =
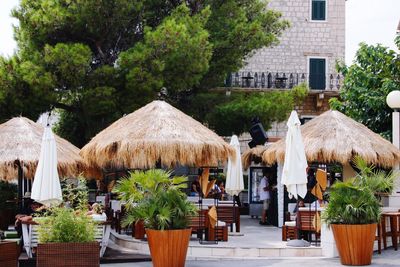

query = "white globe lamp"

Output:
[[386, 90, 400, 110]]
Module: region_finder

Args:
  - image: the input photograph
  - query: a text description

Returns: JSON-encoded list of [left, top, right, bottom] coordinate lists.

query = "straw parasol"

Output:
[[0, 117, 84, 181], [80, 100, 234, 170], [263, 110, 400, 168], [242, 145, 268, 170]]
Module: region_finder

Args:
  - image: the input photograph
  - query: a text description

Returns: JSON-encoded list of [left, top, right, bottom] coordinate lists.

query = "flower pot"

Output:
[[146, 228, 191, 267], [37, 242, 99, 267], [331, 223, 377, 266], [133, 220, 145, 239]]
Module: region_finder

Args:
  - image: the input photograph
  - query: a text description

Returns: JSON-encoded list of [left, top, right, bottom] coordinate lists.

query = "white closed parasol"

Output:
[[281, 111, 308, 199], [225, 135, 244, 196], [31, 126, 62, 206]]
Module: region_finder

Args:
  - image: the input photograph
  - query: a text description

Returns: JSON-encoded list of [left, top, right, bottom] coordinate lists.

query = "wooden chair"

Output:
[[282, 221, 297, 241], [375, 221, 382, 254], [207, 221, 228, 242], [296, 210, 320, 241], [188, 210, 208, 239], [208, 205, 240, 232], [205, 207, 228, 242], [381, 212, 400, 251]]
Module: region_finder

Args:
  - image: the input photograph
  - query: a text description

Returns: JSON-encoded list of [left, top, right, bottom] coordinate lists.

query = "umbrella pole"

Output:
[[16, 160, 23, 212]]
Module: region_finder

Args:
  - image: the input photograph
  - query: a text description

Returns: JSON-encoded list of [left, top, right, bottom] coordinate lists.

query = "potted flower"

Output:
[[323, 157, 396, 266], [114, 169, 197, 267]]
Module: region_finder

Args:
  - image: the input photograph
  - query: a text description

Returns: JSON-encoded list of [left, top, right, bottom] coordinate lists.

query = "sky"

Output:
[[0, 0, 399, 65]]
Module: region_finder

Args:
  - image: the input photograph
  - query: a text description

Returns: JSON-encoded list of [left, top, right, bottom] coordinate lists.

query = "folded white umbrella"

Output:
[[281, 111, 308, 199], [31, 126, 62, 206], [225, 135, 244, 196]]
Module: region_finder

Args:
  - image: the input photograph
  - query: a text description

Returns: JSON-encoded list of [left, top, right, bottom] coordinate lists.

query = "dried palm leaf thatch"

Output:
[[262, 110, 400, 168], [242, 145, 269, 170], [0, 117, 84, 181], [80, 101, 234, 170]]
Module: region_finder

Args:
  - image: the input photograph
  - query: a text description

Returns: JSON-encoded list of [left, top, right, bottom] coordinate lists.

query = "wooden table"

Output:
[[0, 241, 18, 267], [381, 212, 400, 250]]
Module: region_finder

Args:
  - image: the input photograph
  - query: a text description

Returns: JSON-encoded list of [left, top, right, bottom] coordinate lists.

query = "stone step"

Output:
[[111, 231, 324, 259]]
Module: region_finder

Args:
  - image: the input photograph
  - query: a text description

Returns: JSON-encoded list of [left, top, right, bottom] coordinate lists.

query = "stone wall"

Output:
[[241, 0, 345, 88]]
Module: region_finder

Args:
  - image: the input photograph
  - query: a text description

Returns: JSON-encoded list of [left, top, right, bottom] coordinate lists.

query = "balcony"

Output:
[[225, 72, 342, 90]]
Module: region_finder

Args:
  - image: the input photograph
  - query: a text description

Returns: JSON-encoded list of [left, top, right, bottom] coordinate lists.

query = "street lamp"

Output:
[[386, 90, 400, 149]]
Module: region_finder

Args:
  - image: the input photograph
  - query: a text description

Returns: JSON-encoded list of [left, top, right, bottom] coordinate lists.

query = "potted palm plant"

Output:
[[323, 157, 396, 266], [114, 169, 197, 267]]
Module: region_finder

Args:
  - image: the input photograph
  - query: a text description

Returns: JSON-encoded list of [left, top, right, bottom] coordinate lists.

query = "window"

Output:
[[311, 0, 326, 21], [309, 58, 326, 90]]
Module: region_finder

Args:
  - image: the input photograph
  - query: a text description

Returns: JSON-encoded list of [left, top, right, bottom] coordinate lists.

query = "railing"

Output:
[[225, 72, 342, 90]]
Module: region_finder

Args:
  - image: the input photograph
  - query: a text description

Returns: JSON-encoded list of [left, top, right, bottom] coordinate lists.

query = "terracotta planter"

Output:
[[332, 224, 377, 266], [146, 228, 191, 267], [37, 242, 99, 267], [133, 220, 145, 239]]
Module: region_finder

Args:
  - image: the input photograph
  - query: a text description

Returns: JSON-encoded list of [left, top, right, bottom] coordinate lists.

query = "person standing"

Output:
[[259, 173, 271, 225]]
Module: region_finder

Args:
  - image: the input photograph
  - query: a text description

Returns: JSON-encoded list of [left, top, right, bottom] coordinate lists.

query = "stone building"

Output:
[[227, 0, 346, 142]]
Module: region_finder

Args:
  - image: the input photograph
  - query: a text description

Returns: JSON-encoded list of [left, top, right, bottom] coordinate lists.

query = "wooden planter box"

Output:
[[0, 241, 18, 267], [37, 242, 99, 267], [332, 224, 377, 266]]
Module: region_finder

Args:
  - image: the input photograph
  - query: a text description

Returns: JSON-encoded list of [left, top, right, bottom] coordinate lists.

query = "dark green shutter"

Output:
[[312, 0, 326, 21], [309, 58, 326, 90]]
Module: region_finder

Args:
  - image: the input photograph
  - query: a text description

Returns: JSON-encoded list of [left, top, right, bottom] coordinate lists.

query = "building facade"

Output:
[[230, 0, 346, 140]]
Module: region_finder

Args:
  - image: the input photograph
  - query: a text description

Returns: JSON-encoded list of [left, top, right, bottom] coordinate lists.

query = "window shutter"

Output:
[[312, 0, 326, 21]]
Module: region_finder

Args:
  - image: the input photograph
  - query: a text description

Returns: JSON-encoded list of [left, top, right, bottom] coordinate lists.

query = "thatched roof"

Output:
[[242, 145, 268, 170], [80, 100, 234, 169], [262, 110, 400, 168], [0, 117, 84, 181]]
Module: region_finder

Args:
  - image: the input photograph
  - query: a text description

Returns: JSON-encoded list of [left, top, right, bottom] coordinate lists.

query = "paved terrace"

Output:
[[111, 216, 323, 259]]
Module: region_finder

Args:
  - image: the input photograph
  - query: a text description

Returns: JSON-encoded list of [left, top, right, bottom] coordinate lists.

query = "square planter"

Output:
[[37, 242, 99, 267], [0, 241, 18, 267]]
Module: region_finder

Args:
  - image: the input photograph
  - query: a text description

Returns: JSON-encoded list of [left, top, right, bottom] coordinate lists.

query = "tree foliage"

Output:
[[330, 37, 400, 139], [0, 0, 289, 146], [182, 83, 309, 135]]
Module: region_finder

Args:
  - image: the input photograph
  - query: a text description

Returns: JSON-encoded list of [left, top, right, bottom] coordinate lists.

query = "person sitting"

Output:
[[190, 176, 201, 196], [293, 199, 306, 213], [311, 198, 326, 209], [87, 203, 107, 221], [15, 201, 44, 235]]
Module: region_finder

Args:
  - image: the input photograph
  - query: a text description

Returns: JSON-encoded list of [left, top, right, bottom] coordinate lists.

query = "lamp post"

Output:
[[386, 90, 400, 149], [386, 90, 400, 195]]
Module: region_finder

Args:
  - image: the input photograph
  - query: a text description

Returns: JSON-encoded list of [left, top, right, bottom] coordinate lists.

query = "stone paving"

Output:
[[101, 248, 399, 267]]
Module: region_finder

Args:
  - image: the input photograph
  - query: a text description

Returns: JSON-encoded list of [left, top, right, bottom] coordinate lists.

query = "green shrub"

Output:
[[322, 157, 396, 226], [322, 180, 381, 226], [38, 207, 95, 243], [61, 177, 89, 210], [114, 169, 198, 230]]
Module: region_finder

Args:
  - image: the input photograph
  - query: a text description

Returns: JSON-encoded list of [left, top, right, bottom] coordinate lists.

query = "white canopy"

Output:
[[281, 111, 308, 199], [31, 126, 62, 206], [225, 135, 244, 196]]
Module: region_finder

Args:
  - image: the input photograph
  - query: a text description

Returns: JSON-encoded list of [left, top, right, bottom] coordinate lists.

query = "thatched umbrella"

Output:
[[241, 145, 269, 170], [80, 100, 234, 170], [262, 110, 400, 168], [0, 117, 84, 182]]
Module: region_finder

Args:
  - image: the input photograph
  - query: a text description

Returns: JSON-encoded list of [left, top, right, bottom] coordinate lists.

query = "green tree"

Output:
[[330, 37, 400, 139], [0, 0, 289, 146], [182, 83, 309, 135]]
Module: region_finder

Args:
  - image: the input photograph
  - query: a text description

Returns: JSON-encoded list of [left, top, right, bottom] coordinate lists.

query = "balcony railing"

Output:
[[225, 72, 342, 90]]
